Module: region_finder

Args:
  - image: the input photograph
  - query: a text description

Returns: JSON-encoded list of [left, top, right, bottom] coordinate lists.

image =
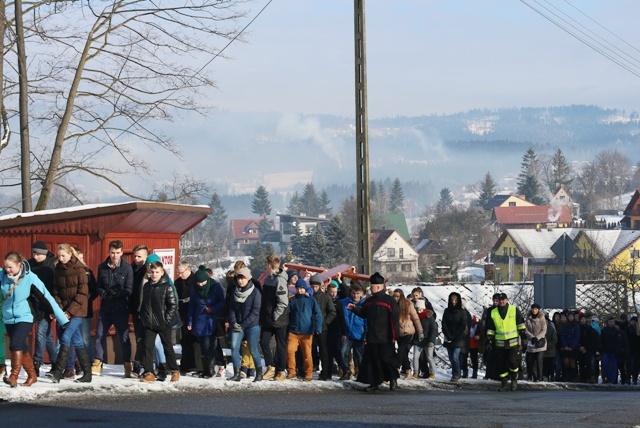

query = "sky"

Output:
[[206, 0, 640, 118]]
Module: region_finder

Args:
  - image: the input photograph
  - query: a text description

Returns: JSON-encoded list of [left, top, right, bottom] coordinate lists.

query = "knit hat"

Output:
[[295, 279, 308, 289], [32, 241, 48, 255], [236, 267, 252, 280], [194, 265, 209, 283], [531, 303, 541, 310], [146, 253, 161, 264], [415, 299, 426, 310], [498, 293, 508, 300], [492, 293, 501, 300], [309, 274, 322, 285], [286, 269, 298, 282], [369, 272, 385, 284]]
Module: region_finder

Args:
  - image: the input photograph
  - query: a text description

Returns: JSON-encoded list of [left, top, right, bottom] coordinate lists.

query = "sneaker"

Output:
[[63, 369, 75, 380], [141, 371, 156, 383], [274, 372, 285, 382], [286, 372, 297, 380], [263, 366, 276, 380], [91, 359, 103, 376], [240, 371, 247, 379], [216, 366, 226, 378]]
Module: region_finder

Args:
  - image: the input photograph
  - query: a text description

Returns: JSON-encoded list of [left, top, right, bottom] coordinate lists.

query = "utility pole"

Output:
[[354, 0, 371, 275]]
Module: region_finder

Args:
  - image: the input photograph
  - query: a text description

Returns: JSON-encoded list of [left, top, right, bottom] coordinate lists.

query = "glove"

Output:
[[232, 323, 243, 332], [418, 332, 425, 342], [205, 306, 212, 314]]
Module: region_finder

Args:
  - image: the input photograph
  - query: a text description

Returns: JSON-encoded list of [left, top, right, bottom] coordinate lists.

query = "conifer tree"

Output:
[[477, 172, 496, 207], [287, 191, 302, 215], [389, 178, 405, 214], [209, 192, 227, 230], [516, 148, 544, 205], [300, 182, 320, 216], [251, 185, 272, 217], [549, 148, 573, 192], [319, 190, 332, 216]]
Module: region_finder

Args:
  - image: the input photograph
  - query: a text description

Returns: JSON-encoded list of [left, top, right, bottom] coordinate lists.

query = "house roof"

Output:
[[380, 213, 410, 242], [0, 202, 211, 236], [576, 229, 640, 261], [230, 218, 272, 241], [371, 229, 395, 253], [483, 194, 510, 211], [493, 205, 572, 225], [414, 238, 445, 254], [623, 188, 640, 215], [492, 228, 582, 259]]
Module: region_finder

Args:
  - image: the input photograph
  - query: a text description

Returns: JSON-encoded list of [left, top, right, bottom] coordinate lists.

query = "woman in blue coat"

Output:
[[559, 312, 580, 382], [1, 252, 68, 387], [187, 266, 225, 378]]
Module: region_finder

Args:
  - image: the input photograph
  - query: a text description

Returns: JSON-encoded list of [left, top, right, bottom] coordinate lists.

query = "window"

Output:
[[559, 195, 565, 201], [401, 264, 412, 272], [387, 248, 396, 257], [503, 248, 508, 256], [509, 201, 516, 207], [631, 249, 640, 259], [399, 248, 404, 259], [386, 264, 397, 272]]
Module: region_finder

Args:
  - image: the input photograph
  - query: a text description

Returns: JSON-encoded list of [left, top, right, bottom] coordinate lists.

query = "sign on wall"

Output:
[[154, 248, 176, 278]]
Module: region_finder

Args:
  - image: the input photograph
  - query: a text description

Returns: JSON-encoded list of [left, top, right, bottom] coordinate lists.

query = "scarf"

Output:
[[234, 282, 254, 304], [195, 280, 212, 299], [7, 267, 23, 284]]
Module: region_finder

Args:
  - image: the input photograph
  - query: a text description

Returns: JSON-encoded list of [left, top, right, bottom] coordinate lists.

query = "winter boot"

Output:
[[156, 363, 168, 382], [230, 366, 242, 382], [4, 351, 23, 388], [471, 370, 478, 379], [22, 353, 37, 386], [510, 372, 518, 391], [389, 377, 398, 391], [339, 370, 352, 381], [33, 361, 41, 378], [170, 370, 180, 382], [75, 348, 92, 383], [253, 366, 263, 382], [405, 369, 414, 381], [124, 362, 133, 378], [131, 361, 142, 379], [498, 376, 509, 391], [46, 345, 71, 384], [91, 359, 103, 376], [202, 357, 213, 379], [263, 366, 276, 380]]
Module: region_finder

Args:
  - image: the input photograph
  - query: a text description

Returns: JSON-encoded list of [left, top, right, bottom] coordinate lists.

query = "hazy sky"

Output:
[[207, 0, 640, 118]]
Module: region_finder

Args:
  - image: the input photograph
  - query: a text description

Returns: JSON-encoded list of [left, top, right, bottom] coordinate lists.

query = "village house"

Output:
[[371, 229, 419, 282]]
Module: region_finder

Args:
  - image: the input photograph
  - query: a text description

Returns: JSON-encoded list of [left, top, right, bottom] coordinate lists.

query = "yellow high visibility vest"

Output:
[[491, 305, 518, 341]]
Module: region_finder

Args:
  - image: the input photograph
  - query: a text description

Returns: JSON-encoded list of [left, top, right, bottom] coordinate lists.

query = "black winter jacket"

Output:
[[442, 292, 469, 348], [314, 290, 336, 332], [351, 290, 400, 344], [140, 274, 178, 331], [97, 257, 133, 314], [28, 252, 56, 320]]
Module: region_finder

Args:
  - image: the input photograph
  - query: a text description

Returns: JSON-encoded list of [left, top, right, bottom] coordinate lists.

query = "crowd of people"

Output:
[[1, 242, 639, 392]]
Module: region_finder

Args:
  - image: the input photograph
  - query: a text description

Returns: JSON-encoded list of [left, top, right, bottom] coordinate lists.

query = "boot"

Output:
[[170, 370, 180, 382], [33, 361, 41, 378], [405, 369, 414, 381], [230, 366, 242, 382], [339, 370, 352, 381], [124, 362, 133, 378], [389, 377, 398, 391], [201, 357, 213, 379], [75, 348, 92, 383], [263, 365, 276, 380], [471, 370, 478, 379], [131, 361, 142, 379], [253, 366, 263, 382], [47, 345, 71, 384], [510, 372, 518, 391], [4, 351, 23, 388], [91, 359, 103, 376], [498, 376, 509, 391], [156, 363, 168, 382], [22, 353, 37, 387]]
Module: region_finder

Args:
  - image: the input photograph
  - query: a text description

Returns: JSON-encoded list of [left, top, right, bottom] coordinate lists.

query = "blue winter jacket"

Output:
[[288, 294, 323, 335], [559, 322, 580, 349], [187, 280, 225, 337], [228, 284, 261, 330], [1, 261, 68, 326], [340, 296, 367, 341]]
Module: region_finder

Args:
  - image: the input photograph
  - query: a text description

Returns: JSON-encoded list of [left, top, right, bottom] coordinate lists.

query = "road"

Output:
[[1, 386, 637, 427]]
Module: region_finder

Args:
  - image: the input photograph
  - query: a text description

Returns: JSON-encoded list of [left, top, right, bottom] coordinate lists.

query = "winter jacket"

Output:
[[543, 321, 558, 358], [525, 311, 548, 353], [627, 323, 640, 356], [413, 308, 437, 346], [328, 296, 347, 337], [228, 283, 261, 330], [53, 256, 89, 318], [288, 294, 323, 335], [351, 290, 400, 344], [600, 326, 621, 355], [175, 272, 196, 322], [129, 262, 147, 315], [559, 321, 580, 350], [97, 257, 133, 314], [260, 268, 289, 329], [579, 322, 600, 354], [340, 296, 367, 341], [1, 261, 68, 326], [187, 279, 225, 337], [314, 290, 336, 332], [442, 292, 469, 348], [399, 301, 422, 337], [140, 274, 178, 331], [28, 252, 56, 320]]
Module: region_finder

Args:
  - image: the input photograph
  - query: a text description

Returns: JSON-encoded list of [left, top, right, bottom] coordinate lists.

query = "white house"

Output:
[[371, 229, 419, 282]]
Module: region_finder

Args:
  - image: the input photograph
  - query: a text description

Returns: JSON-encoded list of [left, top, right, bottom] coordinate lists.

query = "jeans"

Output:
[[34, 318, 58, 363], [601, 352, 618, 384], [342, 338, 365, 370], [155, 334, 166, 364], [95, 309, 131, 362], [230, 326, 261, 368], [198, 335, 219, 360], [447, 346, 461, 379], [81, 318, 94, 361]]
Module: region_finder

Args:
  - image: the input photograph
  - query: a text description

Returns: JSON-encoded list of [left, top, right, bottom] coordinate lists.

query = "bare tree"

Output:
[[594, 149, 631, 208], [2, 1, 249, 210]]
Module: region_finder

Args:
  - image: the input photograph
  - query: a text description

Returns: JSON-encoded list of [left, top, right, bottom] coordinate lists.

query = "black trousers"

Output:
[[312, 330, 330, 377], [260, 326, 287, 373], [144, 328, 178, 373], [495, 345, 519, 378], [397, 335, 412, 372], [526, 351, 544, 381]]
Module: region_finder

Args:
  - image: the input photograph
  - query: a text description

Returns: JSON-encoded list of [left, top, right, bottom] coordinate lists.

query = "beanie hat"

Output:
[[286, 269, 298, 282], [295, 279, 308, 289], [415, 299, 426, 310], [329, 279, 340, 288], [309, 274, 322, 285], [236, 267, 252, 281], [531, 303, 541, 310], [369, 272, 385, 284], [492, 293, 501, 300], [146, 253, 161, 264], [32, 241, 48, 255], [194, 265, 209, 283]]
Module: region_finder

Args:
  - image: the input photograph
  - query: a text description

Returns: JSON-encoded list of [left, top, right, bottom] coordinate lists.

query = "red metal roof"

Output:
[[494, 204, 572, 225], [230, 218, 268, 242]]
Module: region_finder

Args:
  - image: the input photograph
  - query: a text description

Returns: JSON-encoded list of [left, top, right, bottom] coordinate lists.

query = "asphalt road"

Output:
[[1, 386, 638, 428]]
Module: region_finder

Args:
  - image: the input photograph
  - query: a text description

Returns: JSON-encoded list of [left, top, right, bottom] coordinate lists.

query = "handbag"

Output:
[[534, 337, 546, 348]]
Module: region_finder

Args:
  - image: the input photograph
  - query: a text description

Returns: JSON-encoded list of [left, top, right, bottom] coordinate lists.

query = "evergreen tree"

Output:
[[319, 190, 332, 216], [324, 215, 351, 266], [251, 185, 272, 217], [209, 192, 227, 230], [258, 217, 273, 240], [287, 191, 302, 215], [516, 148, 544, 205], [549, 148, 573, 192], [436, 187, 454, 213], [305, 227, 329, 267], [249, 241, 274, 279], [477, 172, 496, 207], [300, 182, 320, 216], [389, 178, 405, 214]]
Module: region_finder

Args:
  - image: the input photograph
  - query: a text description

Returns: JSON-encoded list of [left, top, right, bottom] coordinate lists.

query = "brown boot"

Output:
[[22, 353, 37, 387], [124, 362, 133, 378], [170, 370, 180, 382], [3, 350, 23, 388]]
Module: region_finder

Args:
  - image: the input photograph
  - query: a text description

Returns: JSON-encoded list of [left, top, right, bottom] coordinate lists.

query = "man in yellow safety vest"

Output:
[[485, 292, 526, 391]]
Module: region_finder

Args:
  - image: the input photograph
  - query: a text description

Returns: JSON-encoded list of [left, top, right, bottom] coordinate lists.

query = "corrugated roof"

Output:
[[494, 205, 572, 225]]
